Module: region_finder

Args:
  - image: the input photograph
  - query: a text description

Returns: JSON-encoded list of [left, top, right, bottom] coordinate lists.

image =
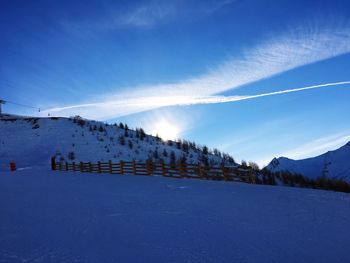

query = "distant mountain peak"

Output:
[[265, 141, 350, 182]]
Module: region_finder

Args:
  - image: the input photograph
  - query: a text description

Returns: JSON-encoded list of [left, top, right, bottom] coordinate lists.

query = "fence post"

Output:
[[59, 162, 62, 171], [197, 163, 202, 178], [132, 160, 136, 175], [98, 161, 102, 174], [88, 162, 92, 172], [120, 160, 124, 175], [178, 161, 185, 177], [222, 166, 228, 181], [249, 168, 255, 184], [146, 160, 152, 175], [79, 161, 83, 172], [65, 162, 68, 171], [109, 160, 113, 174], [51, 157, 56, 170], [72, 162, 76, 171], [160, 160, 166, 176]]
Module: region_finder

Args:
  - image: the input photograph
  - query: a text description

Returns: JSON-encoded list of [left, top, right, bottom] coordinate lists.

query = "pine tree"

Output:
[[118, 135, 125, 145], [202, 145, 208, 155], [139, 128, 146, 140], [124, 124, 129, 137]]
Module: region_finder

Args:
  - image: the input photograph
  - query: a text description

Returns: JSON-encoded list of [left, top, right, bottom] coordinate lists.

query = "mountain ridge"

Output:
[[265, 141, 350, 181]]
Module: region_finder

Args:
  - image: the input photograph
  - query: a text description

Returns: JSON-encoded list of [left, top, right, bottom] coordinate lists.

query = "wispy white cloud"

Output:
[[62, 0, 238, 32], [114, 0, 238, 29], [43, 22, 350, 119], [116, 3, 174, 28]]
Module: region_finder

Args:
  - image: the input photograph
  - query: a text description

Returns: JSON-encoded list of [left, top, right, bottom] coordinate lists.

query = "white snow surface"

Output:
[[266, 142, 350, 181], [1, 167, 350, 263]]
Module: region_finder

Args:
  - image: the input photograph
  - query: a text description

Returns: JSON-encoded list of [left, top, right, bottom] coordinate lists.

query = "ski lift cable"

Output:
[[3, 100, 41, 112]]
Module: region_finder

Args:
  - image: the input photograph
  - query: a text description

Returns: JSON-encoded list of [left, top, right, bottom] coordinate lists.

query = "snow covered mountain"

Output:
[[0, 114, 236, 170], [265, 142, 350, 181]]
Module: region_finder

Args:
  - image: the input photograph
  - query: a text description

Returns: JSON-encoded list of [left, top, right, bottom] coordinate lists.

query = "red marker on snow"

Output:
[[10, 162, 16, 172]]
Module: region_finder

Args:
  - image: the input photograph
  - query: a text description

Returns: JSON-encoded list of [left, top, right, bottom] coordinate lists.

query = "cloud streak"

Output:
[[43, 80, 350, 120], [44, 22, 350, 119]]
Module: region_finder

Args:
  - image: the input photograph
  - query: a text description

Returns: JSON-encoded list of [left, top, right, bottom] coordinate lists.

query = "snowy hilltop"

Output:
[[0, 114, 236, 170], [265, 142, 350, 182]]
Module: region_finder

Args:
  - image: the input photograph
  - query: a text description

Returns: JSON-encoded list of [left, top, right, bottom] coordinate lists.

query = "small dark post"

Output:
[[109, 160, 113, 174], [146, 160, 152, 175], [51, 157, 56, 170], [120, 161, 124, 175], [178, 161, 184, 177], [160, 160, 166, 176], [222, 165, 228, 181], [132, 160, 136, 175], [249, 167, 255, 184], [89, 162, 92, 172], [197, 163, 202, 178], [79, 161, 83, 172], [98, 161, 102, 174]]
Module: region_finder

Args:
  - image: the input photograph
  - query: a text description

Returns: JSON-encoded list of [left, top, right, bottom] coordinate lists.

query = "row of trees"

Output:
[[256, 168, 350, 193]]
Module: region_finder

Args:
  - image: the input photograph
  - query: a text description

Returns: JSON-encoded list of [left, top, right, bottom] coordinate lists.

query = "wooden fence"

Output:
[[51, 158, 255, 184]]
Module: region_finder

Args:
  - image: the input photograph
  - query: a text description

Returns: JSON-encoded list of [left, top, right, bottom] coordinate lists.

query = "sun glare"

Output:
[[153, 120, 180, 141]]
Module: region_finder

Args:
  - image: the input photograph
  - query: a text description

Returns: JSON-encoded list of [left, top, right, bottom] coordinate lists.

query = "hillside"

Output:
[[0, 115, 235, 170], [266, 142, 350, 181]]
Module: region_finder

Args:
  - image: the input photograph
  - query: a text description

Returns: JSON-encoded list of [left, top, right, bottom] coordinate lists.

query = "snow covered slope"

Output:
[[266, 142, 350, 181], [0, 115, 235, 170], [0, 168, 349, 263]]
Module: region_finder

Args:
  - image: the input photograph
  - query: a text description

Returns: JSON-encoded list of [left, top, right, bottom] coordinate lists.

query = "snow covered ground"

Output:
[[1, 168, 349, 263]]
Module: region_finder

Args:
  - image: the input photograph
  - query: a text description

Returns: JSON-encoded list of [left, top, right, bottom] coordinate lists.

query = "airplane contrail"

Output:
[[43, 80, 350, 119], [186, 80, 350, 105]]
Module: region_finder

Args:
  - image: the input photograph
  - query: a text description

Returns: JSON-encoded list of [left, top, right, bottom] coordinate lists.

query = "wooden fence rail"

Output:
[[51, 158, 256, 184]]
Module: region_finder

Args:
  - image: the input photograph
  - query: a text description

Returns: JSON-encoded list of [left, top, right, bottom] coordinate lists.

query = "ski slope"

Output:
[[1, 168, 349, 263]]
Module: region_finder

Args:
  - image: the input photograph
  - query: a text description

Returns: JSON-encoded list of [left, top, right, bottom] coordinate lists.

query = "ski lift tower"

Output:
[[0, 99, 5, 116]]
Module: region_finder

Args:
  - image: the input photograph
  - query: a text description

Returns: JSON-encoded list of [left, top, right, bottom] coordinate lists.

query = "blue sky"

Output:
[[1, 0, 350, 166]]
